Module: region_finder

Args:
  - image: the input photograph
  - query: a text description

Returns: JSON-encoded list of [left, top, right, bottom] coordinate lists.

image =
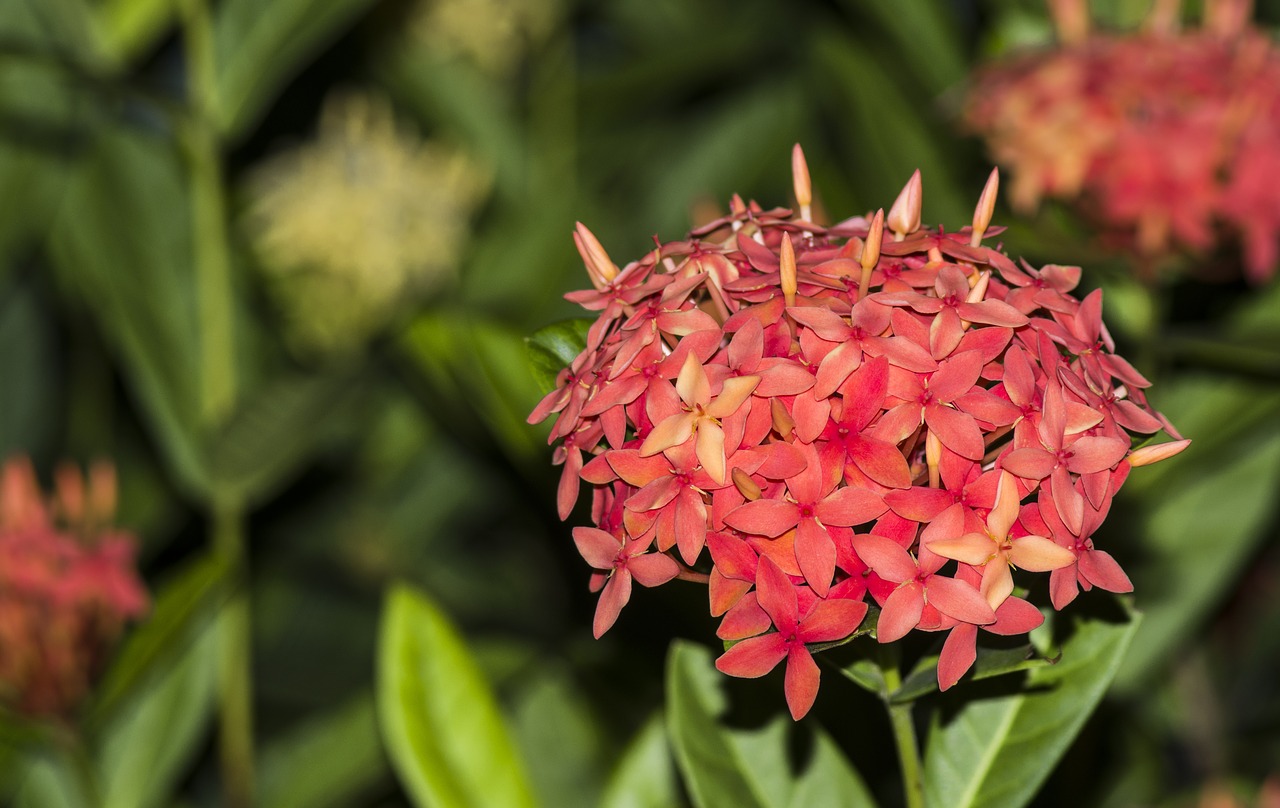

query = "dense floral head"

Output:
[[0, 457, 148, 717], [245, 91, 490, 356], [963, 0, 1280, 282], [529, 148, 1187, 720]]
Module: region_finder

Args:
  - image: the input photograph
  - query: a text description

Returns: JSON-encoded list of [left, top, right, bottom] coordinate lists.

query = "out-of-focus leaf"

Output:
[[206, 370, 363, 506], [402, 312, 546, 461], [376, 584, 539, 808], [13, 749, 91, 808], [525, 318, 592, 396], [48, 126, 208, 497], [922, 606, 1142, 808], [813, 32, 970, 226], [511, 667, 606, 808], [93, 605, 220, 808], [851, 1, 966, 94], [599, 715, 680, 808], [214, 0, 377, 139], [0, 281, 57, 459], [1112, 380, 1280, 690], [667, 641, 877, 808], [96, 0, 175, 63], [85, 551, 230, 731], [257, 692, 388, 808], [891, 644, 1056, 704]]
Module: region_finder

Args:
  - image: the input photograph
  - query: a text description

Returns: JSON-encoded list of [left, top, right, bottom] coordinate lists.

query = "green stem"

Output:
[[181, 1, 249, 804], [213, 500, 254, 808], [880, 650, 925, 808]]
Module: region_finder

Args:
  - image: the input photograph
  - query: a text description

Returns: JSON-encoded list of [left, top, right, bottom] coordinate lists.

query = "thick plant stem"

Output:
[[881, 654, 925, 808], [214, 501, 253, 808], [182, 1, 250, 804]]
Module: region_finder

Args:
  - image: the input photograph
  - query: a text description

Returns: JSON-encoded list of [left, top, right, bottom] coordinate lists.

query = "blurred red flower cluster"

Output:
[[0, 457, 148, 717], [530, 150, 1187, 720], [964, 0, 1280, 281]]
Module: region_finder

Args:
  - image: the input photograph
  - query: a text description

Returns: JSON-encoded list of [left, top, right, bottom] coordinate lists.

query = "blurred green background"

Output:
[[1, 0, 1279, 805]]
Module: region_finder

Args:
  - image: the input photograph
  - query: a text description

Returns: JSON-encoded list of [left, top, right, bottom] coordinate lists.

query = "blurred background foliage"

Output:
[[0, 0, 1278, 805]]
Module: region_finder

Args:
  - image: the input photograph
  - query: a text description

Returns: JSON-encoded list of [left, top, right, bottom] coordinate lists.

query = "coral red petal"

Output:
[[715, 633, 788, 678], [938, 623, 978, 691], [783, 646, 821, 720]]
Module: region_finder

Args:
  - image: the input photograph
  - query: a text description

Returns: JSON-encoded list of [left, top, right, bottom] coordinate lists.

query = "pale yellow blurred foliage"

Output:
[[411, 0, 560, 75], [246, 91, 490, 356]]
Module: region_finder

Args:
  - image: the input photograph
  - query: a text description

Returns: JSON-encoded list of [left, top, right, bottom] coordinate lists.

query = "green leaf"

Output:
[[1112, 382, 1280, 690], [376, 584, 539, 808], [922, 606, 1142, 808], [48, 125, 209, 498], [96, 0, 176, 63], [891, 644, 1056, 704], [0, 280, 56, 459], [85, 551, 231, 731], [525, 318, 592, 396], [510, 667, 606, 808], [599, 716, 680, 808], [214, 0, 378, 139], [207, 370, 364, 506], [12, 748, 92, 808], [93, 604, 221, 808], [257, 692, 388, 808], [666, 641, 878, 808]]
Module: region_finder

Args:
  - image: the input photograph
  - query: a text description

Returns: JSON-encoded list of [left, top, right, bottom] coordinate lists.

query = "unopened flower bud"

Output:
[[791, 144, 812, 221], [971, 168, 1000, 247], [887, 170, 922, 240], [780, 232, 797, 308], [1128, 439, 1191, 467]]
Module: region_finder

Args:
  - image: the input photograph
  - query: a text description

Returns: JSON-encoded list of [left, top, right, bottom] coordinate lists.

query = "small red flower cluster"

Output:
[[530, 149, 1187, 720], [0, 457, 148, 717], [964, 0, 1280, 281]]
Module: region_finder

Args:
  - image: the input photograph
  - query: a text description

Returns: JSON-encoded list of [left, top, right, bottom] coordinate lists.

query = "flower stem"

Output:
[[880, 649, 925, 808], [213, 500, 254, 808]]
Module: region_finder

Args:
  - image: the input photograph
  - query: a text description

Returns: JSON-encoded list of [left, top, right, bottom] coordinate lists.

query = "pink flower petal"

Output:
[[927, 575, 997, 625], [715, 633, 788, 678], [850, 533, 917, 583], [627, 552, 681, 587], [784, 646, 821, 720], [938, 623, 978, 691], [724, 499, 800, 538], [573, 527, 621, 569], [877, 583, 925, 643], [593, 572, 632, 638]]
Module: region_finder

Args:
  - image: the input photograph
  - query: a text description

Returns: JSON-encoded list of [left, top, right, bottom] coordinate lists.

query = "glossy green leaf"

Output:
[[599, 716, 680, 808], [922, 606, 1142, 808], [93, 605, 220, 808], [85, 551, 231, 731], [667, 641, 877, 808], [891, 644, 1056, 704], [376, 584, 538, 808], [48, 126, 208, 498], [525, 318, 592, 396], [214, 0, 378, 139], [258, 692, 388, 808]]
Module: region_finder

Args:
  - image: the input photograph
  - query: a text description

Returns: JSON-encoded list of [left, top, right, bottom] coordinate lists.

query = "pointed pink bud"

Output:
[[1048, 0, 1089, 44], [780, 232, 797, 308], [970, 168, 999, 247], [574, 222, 619, 287], [861, 209, 884, 271], [887, 170, 922, 239], [791, 143, 812, 213], [1127, 439, 1191, 467]]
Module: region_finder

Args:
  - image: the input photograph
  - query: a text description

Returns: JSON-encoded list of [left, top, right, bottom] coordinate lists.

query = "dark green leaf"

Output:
[[599, 715, 680, 808], [667, 641, 878, 808], [207, 370, 364, 506], [376, 584, 538, 808], [85, 551, 231, 731], [93, 605, 220, 808], [891, 644, 1056, 704], [525, 318, 592, 396], [511, 667, 606, 808], [257, 692, 388, 808], [922, 606, 1142, 808], [48, 126, 209, 498], [0, 281, 56, 459], [214, 0, 377, 139]]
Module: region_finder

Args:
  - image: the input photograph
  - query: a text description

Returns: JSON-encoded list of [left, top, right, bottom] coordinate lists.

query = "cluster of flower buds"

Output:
[[0, 457, 148, 717], [529, 147, 1187, 720], [964, 0, 1280, 281]]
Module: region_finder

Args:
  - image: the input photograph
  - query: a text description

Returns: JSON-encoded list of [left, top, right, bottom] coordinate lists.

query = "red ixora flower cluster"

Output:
[[964, 0, 1280, 282], [0, 456, 148, 717], [529, 147, 1188, 720]]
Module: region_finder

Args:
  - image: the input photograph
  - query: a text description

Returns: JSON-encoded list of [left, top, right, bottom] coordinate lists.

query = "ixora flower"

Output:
[[245, 91, 490, 357], [0, 457, 148, 717], [963, 0, 1280, 282], [529, 147, 1188, 720]]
